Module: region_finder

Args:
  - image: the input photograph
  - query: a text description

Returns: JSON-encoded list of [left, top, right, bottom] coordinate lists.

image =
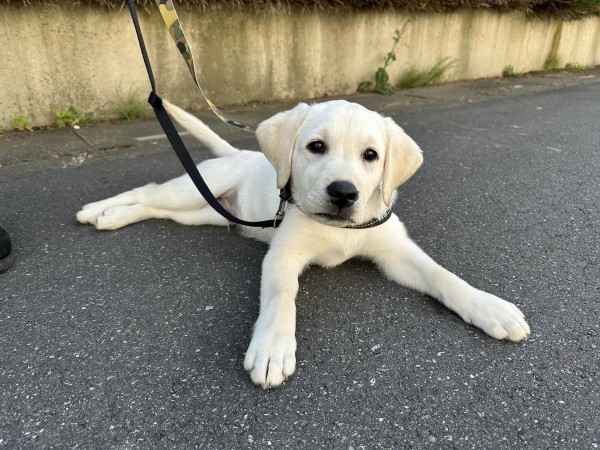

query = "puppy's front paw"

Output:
[[463, 291, 530, 342], [243, 327, 296, 389]]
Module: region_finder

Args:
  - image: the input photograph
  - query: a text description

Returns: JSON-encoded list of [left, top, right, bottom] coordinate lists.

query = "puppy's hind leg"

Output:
[[76, 184, 154, 225], [77, 157, 241, 229], [95, 203, 230, 230]]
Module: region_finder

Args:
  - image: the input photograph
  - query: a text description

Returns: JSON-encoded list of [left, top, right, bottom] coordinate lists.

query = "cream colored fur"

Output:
[[77, 100, 530, 389]]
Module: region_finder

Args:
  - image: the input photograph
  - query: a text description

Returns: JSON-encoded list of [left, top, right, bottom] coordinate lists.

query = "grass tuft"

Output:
[[397, 57, 455, 89], [113, 83, 150, 121], [565, 61, 587, 70], [503, 64, 517, 77]]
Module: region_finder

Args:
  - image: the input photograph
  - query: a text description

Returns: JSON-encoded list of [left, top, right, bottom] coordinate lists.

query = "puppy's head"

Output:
[[257, 100, 422, 227]]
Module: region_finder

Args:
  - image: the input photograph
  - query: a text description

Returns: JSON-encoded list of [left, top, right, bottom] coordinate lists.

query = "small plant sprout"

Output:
[[55, 106, 79, 128], [12, 115, 32, 131], [503, 65, 516, 77], [55, 106, 95, 128]]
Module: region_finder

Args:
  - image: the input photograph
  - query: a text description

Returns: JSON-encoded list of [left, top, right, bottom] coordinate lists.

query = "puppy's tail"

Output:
[[162, 100, 238, 157]]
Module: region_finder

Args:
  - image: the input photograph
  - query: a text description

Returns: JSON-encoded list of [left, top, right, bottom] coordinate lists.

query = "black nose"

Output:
[[327, 181, 359, 208]]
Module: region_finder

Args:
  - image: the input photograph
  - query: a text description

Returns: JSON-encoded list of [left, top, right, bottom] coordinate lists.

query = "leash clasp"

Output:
[[273, 197, 288, 227], [273, 181, 293, 227]]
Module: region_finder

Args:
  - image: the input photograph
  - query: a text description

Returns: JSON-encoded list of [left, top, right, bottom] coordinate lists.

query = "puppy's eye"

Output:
[[363, 148, 378, 161], [307, 140, 326, 154]]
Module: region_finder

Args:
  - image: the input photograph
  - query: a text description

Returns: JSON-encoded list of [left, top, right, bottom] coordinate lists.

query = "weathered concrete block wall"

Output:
[[1, 2, 599, 129]]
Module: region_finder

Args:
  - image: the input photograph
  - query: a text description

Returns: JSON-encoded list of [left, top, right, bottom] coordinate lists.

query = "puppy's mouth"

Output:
[[313, 212, 355, 226]]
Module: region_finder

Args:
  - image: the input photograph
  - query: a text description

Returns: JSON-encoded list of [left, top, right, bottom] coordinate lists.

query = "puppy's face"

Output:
[[290, 102, 387, 226], [257, 100, 423, 227]]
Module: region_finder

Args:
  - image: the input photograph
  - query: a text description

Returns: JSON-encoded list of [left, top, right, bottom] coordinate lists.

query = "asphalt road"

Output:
[[1, 74, 599, 448]]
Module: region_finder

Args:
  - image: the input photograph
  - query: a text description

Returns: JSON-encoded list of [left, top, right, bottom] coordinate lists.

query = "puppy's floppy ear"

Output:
[[382, 117, 423, 207], [256, 103, 311, 189]]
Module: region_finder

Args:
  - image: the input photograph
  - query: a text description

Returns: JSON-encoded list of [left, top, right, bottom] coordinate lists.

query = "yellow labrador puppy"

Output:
[[77, 100, 530, 389]]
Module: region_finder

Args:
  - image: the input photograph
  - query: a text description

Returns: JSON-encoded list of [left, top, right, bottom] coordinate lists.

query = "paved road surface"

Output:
[[1, 73, 599, 448]]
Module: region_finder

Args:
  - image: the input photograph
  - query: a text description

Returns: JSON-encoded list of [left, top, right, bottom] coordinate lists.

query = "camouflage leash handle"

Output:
[[155, 0, 256, 133]]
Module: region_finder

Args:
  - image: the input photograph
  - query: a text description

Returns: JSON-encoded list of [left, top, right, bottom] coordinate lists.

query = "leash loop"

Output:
[[148, 91, 162, 107]]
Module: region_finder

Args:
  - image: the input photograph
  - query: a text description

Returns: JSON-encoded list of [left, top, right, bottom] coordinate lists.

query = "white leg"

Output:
[[367, 220, 530, 341], [243, 235, 311, 389], [77, 158, 239, 229], [94, 204, 230, 230]]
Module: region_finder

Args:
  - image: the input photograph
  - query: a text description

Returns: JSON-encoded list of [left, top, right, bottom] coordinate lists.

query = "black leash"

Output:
[[126, 0, 283, 228]]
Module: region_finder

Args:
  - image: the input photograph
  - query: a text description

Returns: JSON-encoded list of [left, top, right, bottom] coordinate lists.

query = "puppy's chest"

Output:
[[309, 235, 366, 268]]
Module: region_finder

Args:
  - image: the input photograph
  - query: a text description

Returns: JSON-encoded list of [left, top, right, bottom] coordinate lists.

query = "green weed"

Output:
[[55, 106, 95, 128], [358, 20, 412, 95], [12, 115, 32, 131], [545, 55, 560, 70], [81, 111, 95, 125], [565, 62, 587, 70], [397, 57, 455, 89], [114, 83, 150, 120], [55, 106, 79, 128], [503, 64, 516, 77]]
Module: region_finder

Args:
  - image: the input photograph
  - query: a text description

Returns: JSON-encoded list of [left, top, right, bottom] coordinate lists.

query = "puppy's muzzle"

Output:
[[327, 181, 359, 208]]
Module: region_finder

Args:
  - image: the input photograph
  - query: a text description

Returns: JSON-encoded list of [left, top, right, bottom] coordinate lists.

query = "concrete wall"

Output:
[[1, 3, 600, 129]]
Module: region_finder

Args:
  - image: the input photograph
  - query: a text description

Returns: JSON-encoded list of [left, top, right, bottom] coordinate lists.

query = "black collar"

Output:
[[343, 207, 393, 229], [277, 182, 392, 230]]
